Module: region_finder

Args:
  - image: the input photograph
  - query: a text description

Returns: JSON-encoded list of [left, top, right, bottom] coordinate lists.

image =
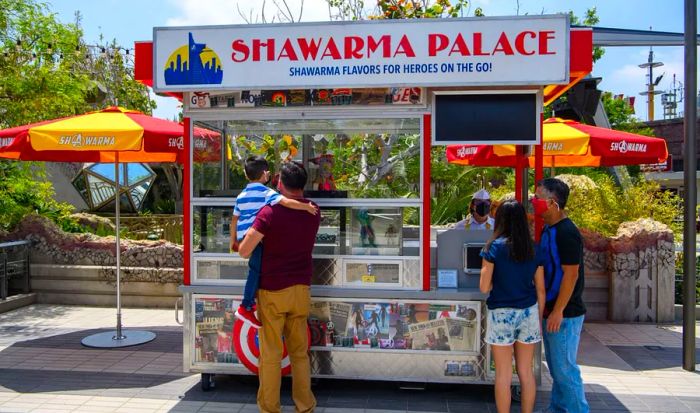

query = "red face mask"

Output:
[[531, 198, 549, 216]]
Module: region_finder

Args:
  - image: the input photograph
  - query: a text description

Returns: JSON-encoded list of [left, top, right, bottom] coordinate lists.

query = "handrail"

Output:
[[0, 240, 30, 249], [0, 240, 31, 300]]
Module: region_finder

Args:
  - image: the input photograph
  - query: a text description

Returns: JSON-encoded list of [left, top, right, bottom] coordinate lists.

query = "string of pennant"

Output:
[[2, 39, 134, 63]]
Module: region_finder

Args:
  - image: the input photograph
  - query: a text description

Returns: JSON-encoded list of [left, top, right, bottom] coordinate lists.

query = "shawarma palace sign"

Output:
[[153, 14, 569, 91]]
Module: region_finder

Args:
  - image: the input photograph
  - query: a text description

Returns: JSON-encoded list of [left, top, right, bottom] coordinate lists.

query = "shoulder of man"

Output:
[[555, 218, 582, 239], [256, 204, 274, 220]]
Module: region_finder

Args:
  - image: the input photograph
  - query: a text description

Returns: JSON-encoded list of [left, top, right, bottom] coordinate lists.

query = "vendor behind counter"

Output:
[[453, 189, 495, 231]]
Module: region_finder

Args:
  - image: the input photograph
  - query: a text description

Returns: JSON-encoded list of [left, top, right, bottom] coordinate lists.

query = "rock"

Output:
[[610, 218, 674, 254], [554, 174, 598, 192], [581, 228, 609, 252], [69, 213, 116, 233]]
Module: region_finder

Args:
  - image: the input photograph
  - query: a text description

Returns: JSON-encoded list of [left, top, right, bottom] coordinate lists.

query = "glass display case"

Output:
[[193, 206, 233, 254], [190, 116, 422, 289], [188, 294, 485, 382], [350, 207, 403, 256]]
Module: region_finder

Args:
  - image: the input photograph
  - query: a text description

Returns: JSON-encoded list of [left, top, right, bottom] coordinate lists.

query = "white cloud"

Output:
[[166, 0, 330, 26]]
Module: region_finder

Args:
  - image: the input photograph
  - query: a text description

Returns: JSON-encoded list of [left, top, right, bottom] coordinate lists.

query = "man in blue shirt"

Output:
[[532, 178, 588, 413]]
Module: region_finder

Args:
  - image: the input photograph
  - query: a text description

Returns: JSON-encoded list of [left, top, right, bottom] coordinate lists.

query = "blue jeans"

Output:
[[242, 244, 262, 309], [542, 315, 589, 413]]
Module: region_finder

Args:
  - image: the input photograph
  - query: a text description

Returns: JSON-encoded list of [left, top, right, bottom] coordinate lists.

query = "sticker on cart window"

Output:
[[361, 274, 376, 283], [232, 318, 311, 376]]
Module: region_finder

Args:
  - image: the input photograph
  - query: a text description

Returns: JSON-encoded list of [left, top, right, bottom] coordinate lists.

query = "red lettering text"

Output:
[[539, 31, 556, 55], [472, 33, 489, 56], [393, 35, 416, 57], [515, 31, 536, 55], [367, 35, 391, 58], [278, 38, 298, 60], [492, 32, 514, 55], [448, 33, 471, 56], [297, 38, 322, 60], [231, 39, 249, 62], [344, 36, 365, 59], [428, 34, 449, 56], [321, 38, 341, 59]]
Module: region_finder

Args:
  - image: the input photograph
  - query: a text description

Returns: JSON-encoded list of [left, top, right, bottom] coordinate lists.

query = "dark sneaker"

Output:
[[235, 305, 262, 329]]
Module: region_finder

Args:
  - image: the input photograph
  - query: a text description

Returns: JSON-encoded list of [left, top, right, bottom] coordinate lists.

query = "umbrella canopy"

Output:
[[0, 106, 184, 163], [446, 117, 669, 168]]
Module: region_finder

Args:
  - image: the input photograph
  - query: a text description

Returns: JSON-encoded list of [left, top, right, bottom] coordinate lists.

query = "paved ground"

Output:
[[0, 305, 699, 412]]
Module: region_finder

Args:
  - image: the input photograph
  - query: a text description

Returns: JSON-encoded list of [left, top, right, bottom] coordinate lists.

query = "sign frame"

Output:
[[152, 14, 570, 92], [431, 89, 543, 146]]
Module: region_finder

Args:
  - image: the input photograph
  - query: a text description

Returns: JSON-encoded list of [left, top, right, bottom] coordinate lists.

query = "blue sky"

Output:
[[48, 0, 694, 122]]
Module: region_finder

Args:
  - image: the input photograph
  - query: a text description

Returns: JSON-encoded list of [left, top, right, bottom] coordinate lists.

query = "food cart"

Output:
[[134, 14, 592, 390]]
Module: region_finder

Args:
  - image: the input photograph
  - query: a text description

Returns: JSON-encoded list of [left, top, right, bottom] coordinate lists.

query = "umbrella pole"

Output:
[[115, 157, 125, 339], [80, 153, 156, 348], [550, 157, 556, 178]]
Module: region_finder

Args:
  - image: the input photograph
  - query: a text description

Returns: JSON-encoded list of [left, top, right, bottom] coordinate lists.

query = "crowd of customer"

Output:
[[479, 178, 589, 413], [230, 157, 587, 413]]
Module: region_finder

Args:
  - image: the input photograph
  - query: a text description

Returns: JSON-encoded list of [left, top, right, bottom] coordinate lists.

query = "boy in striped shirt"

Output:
[[230, 156, 317, 328]]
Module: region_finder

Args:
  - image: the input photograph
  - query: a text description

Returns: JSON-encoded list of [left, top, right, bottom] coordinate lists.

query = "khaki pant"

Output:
[[257, 285, 316, 413]]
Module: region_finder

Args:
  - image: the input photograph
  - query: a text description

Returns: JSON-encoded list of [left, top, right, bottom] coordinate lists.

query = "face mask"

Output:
[[531, 198, 549, 216], [474, 202, 490, 217]]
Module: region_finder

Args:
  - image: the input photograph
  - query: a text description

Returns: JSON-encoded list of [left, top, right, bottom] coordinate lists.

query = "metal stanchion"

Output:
[[682, 0, 697, 372]]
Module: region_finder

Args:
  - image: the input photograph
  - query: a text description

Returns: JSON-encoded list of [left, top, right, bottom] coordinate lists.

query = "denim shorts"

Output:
[[486, 303, 541, 346]]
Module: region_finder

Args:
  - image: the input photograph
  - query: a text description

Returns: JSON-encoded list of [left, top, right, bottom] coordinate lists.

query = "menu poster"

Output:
[[310, 301, 331, 321], [194, 298, 239, 364], [329, 302, 352, 333]]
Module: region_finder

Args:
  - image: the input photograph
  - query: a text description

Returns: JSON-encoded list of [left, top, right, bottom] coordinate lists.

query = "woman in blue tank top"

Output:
[[480, 199, 545, 413]]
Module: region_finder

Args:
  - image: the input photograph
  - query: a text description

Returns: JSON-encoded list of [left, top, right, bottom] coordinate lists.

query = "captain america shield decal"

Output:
[[232, 319, 310, 376], [233, 319, 291, 375]]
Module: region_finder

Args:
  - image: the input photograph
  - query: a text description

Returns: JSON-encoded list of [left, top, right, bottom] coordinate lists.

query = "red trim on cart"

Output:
[[183, 117, 191, 286], [422, 113, 431, 292], [534, 113, 544, 242]]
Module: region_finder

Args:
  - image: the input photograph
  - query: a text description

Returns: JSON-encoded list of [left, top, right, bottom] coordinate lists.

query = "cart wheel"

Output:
[[511, 385, 521, 402], [201, 373, 215, 391]]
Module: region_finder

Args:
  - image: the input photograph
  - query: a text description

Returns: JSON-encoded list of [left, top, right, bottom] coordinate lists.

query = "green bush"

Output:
[[152, 199, 176, 214], [563, 175, 681, 237], [489, 172, 681, 238], [0, 161, 75, 232]]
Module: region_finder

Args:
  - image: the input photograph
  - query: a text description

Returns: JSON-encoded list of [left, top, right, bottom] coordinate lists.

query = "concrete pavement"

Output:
[[0, 305, 699, 412]]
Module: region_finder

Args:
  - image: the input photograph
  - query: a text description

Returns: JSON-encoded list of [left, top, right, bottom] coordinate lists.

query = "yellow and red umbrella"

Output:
[[0, 106, 185, 163], [0, 106, 191, 348], [446, 117, 669, 168]]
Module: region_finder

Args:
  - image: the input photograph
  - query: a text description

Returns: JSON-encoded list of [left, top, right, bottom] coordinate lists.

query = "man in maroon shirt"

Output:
[[239, 161, 320, 413]]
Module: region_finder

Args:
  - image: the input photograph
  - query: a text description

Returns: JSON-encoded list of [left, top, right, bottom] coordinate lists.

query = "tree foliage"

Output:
[[0, 0, 158, 231], [0, 161, 76, 232], [326, 0, 481, 21], [601, 91, 655, 136], [372, 0, 477, 19], [0, 0, 154, 128], [564, 175, 681, 238], [569, 7, 604, 63], [0, 0, 88, 127]]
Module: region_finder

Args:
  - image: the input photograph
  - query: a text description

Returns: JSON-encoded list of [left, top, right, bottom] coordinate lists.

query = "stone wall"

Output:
[[608, 219, 675, 323], [1, 214, 182, 273], [581, 228, 609, 273], [580, 219, 675, 323]]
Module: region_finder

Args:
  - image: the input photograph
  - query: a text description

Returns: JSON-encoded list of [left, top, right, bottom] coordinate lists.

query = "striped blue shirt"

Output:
[[233, 183, 282, 241]]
